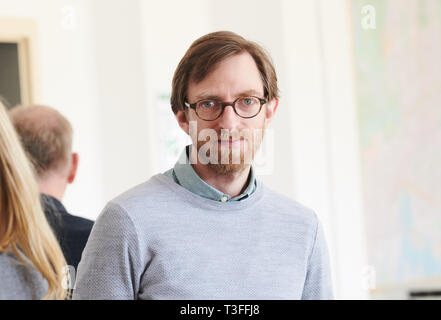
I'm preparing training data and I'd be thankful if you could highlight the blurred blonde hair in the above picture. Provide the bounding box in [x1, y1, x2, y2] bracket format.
[0, 102, 67, 300]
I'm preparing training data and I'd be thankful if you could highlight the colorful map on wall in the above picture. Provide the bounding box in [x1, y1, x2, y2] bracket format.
[352, 0, 441, 290]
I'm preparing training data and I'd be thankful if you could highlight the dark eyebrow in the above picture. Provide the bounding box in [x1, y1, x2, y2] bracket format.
[236, 90, 263, 97]
[194, 90, 264, 101]
[194, 93, 222, 101]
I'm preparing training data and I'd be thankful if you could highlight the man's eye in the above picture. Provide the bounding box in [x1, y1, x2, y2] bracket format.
[201, 101, 215, 108]
[242, 98, 255, 105]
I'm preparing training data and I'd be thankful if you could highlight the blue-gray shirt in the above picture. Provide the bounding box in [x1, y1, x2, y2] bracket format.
[163, 145, 256, 202]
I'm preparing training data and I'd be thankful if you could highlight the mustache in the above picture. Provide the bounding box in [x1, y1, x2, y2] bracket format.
[193, 127, 264, 146]
[213, 130, 253, 141]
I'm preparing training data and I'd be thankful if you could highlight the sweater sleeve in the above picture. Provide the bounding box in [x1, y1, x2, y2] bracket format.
[72, 202, 142, 300]
[301, 218, 334, 300]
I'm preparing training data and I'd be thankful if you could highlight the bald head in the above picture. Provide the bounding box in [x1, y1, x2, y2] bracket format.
[9, 105, 73, 180]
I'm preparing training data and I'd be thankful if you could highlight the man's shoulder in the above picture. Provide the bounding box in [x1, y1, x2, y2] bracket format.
[104, 173, 175, 216]
[41, 194, 94, 233]
[259, 181, 319, 226]
[62, 213, 94, 232]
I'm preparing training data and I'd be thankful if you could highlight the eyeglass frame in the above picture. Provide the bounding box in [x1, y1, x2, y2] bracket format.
[184, 96, 268, 121]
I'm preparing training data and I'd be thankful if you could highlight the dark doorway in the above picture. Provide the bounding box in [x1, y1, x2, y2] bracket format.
[0, 42, 22, 109]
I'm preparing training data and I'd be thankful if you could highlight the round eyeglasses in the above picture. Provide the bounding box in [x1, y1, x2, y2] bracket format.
[184, 96, 267, 121]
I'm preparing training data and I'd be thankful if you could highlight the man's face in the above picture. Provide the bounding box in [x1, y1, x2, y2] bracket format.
[177, 51, 278, 175]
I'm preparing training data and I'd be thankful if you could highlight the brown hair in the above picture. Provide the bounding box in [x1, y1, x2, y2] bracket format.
[171, 31, 279, 114]
[9, 105, 73, 178]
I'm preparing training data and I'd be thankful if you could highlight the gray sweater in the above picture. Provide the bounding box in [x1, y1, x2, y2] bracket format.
[73, 173, 333, 300]
[0, 252, 48, 300]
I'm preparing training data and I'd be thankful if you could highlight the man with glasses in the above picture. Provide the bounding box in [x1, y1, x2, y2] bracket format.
[73, 31, 334, 300]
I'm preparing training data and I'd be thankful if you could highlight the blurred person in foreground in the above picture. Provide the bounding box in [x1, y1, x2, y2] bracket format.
[9, 105, 94, 273]
[0, 102, 67, 299]
[74, 31, 333, 300]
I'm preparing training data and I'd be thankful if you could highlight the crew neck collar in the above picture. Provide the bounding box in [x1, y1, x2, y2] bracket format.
[153, 173, 265, 212]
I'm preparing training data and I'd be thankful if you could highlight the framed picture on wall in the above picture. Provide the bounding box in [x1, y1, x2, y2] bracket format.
[0, 17, 39, 109]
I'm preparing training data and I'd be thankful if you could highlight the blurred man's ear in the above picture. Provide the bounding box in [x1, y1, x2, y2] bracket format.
[264, 98, 279, 129]
[67, 153, 79, 184]
[175, 109, 190, 135]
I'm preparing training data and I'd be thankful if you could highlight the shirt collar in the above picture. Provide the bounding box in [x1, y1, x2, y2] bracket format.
[172, 145, 256, 202]
[40, 193, 68, 214]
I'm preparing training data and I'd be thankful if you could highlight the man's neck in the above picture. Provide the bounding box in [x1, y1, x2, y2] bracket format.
[191, 160, 251, 198]
[38, 175, 66, 202]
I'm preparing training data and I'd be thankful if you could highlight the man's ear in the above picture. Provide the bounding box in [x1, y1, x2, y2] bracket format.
[175, 109, 190, 135]
[67, 153, 79, 184]
[264, 98, 279, 129]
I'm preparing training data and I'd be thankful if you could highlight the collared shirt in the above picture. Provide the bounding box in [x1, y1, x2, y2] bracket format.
[163, 145, 256, 202]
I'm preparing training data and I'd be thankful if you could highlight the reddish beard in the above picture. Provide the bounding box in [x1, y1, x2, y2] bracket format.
[194, 129, 264, 175]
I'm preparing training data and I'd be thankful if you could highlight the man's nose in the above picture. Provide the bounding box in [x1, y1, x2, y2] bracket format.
[217, 105, 240, 130]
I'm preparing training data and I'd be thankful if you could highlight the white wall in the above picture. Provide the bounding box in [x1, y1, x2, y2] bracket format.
[0, 0, 159, 217]
[281, 0, 368, 299]
[0, 0, 105, 218]
[318, 0, 368, 299]
[90, 0, 153, 201]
